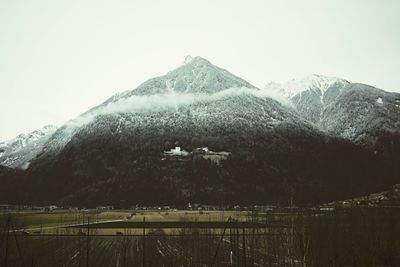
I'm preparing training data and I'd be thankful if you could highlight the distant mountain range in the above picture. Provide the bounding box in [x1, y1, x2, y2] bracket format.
[265, 75, 400, 144]
[0, 125, 57, 169]
[1, 56, 399, 206]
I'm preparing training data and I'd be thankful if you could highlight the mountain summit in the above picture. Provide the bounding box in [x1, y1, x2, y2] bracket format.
[184, 55, 194, 64]
[265, 74, 349, 99]
[264, 75, 349, 123]
[106, 56, 256, 102]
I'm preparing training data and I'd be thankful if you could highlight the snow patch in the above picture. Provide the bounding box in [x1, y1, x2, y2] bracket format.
[376, 97, 383, 104]
[20, 161, 30, 170]
[165, 80, 174, 93]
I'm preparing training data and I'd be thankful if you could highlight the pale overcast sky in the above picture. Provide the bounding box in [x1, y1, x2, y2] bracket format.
[1, 0, 399, 140]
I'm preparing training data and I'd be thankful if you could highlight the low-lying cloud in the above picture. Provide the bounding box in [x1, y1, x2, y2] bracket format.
[99, 87, 292, 115]
[64, 86, 292, 132]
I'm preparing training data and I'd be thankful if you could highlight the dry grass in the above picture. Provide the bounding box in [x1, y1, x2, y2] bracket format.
[0, 210, 250, 234]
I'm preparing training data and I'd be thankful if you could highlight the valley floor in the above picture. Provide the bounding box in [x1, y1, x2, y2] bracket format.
[1, 207, 400, 266]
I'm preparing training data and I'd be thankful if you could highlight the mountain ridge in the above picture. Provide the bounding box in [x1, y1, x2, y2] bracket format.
[0, 125, 57, 169]
[264, 75, 400, 144]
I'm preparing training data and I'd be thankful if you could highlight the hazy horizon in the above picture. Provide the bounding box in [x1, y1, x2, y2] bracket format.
[1, 0, 399, 140]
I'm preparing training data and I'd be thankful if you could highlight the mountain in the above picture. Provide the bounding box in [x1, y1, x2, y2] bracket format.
[0, 125, 57, 169]
[12, 56, 332, 205]
[0, 57, 399, 206]
[265, 75, 400, 145]
[38, 56, 259, 158]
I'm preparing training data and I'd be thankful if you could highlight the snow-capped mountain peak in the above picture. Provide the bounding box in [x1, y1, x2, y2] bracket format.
[263, 74, 350, 123]
[1, 125, 57, 149]
[265, 74, 349, 98]
[105, 56, 256, 99]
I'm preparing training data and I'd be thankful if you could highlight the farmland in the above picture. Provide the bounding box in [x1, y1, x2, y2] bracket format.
[0, 210, 247, 234]
[1, 207, 400, 266]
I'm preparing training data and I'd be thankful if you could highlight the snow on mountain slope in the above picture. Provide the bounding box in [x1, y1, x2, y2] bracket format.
[39, 86, 312, 160]
[74, 93, 314, 147]
[265, 74, 349, 99]
[0, 125, 57, 169]
[320, 83, 400, 144]
[264, 75, 400, 144]
[103, 56, 257, 102]
[38, 56, 280, 158]
[264, 74, 349, 123]
[264, 75, 400, 147]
